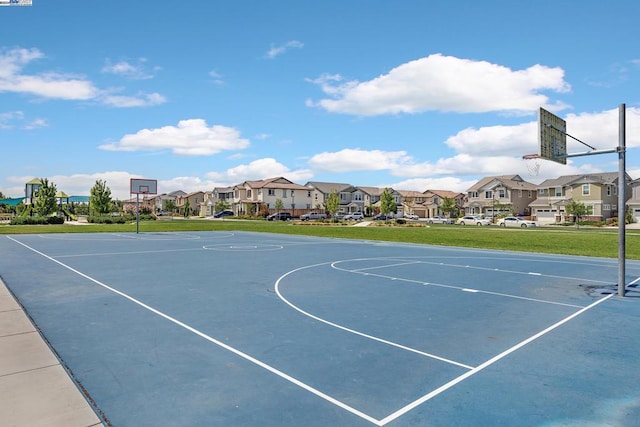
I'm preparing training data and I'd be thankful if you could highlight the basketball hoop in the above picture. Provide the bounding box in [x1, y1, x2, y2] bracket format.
[522, 153, 541, 177]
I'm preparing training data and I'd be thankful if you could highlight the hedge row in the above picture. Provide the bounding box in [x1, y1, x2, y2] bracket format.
[10, 216, 65, 225]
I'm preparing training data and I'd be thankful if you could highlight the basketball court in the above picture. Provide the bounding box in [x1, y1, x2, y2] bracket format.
[1, 231, 639, 426]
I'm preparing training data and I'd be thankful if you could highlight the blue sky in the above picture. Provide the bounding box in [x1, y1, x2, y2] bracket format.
[1, 0, 639, 199]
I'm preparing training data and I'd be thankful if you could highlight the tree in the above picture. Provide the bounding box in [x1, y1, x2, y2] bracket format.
[274, 199, 284, 212]
[33, 178, 57, 217]
[164, 199, 177, 214]
[440, 197, 457, 218]
[380, 188, 396, 216]
[89, 179, 113, 216]
[325, 190, 340, 219]
[565, 199, 590, 228]
[214, 199, 231, 213]
[183, 199, 191, 217]
[0, 190, 5, 199]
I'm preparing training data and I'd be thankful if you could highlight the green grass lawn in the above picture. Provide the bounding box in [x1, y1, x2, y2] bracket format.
[1, 219, 639, 260]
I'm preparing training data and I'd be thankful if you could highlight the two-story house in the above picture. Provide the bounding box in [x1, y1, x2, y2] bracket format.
[176, 191, 204, 216]
[304, 181, 352, 212]
[234, 177, 312, 217]
[422, 189, 466, 219]
[463, 175, 537, 219]
[531, 173, 632, 224]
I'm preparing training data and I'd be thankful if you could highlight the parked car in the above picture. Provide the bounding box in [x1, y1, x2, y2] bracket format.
[373, 213, 393, 221]
[332, 212, 346, 220]
[497, 216, 537, 228]
[267, 212, 292, 221]
[404, 213, 419, 220]
[213, 210, 234, 218]
[456, 215, 491, 226]
[427, 216, 454, 224]
[343, 212, 364, 221]
[299, 212, 327, 221]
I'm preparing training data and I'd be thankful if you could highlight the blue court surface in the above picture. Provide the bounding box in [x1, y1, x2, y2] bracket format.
[1, 231, 639, 426]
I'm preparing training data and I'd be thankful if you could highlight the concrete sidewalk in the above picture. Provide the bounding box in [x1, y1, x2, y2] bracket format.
[0, 278, 103, 427]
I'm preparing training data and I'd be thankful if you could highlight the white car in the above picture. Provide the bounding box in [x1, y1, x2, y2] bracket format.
[344, 212, 364, 221]
[403, 213, 419, 220]
[497, 216, 537, 228]
[456, 215, 491, 226]
[427, 216, 454, 224]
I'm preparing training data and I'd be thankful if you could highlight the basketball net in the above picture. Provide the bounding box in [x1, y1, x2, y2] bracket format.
[522, 154, 541, 177]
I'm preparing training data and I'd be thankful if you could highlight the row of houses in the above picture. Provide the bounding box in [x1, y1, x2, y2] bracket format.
[144, 172, 640, 224]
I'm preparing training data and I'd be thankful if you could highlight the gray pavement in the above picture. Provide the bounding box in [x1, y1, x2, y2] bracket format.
[0, 278, 102, 427]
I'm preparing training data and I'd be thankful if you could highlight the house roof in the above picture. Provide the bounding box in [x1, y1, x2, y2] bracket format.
[304, 181, 352, 193]
[423, 189, 465, 199]
[242, 176, 309, 190]
[466, 175, 537, 192]
[537, 172, 626, 188]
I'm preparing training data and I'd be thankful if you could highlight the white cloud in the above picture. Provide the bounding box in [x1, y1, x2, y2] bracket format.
[388, 176, 478, 193]
[308, 53, 571, 116]
[205, 158, 313, 184]
[0, 47, 99, 100]
[0, 47, 165, 107]
[102, 58, 159, 80]
[101, 92, 166, 108]
[308, 148, 413, 172]
[265, 40, 304, 59]
[445, 107, 640, 160]
[99, 119, 250, 156]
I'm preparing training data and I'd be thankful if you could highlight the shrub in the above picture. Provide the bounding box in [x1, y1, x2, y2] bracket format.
[10, 215, 65, 225]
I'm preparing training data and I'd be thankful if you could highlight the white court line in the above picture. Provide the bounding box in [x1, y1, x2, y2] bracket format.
[378, 293, 616, 425]
[331, 260, 584, 309]
[275, 262, 474, 370]
[6, 237, 381, 426]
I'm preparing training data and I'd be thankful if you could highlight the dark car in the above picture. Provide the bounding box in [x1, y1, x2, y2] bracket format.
[373, 213, 393, 221]
[213, 210, 234, 218]
[267, 212, 292, 221]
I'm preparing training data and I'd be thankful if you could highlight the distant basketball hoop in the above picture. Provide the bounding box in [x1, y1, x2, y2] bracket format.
[130, 178, 158, 234]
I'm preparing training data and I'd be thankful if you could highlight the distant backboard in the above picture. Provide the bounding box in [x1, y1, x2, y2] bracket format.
[538, 107, 567, 164]
[130, 178, 158, 195]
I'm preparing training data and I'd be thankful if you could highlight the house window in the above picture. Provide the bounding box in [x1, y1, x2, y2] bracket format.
[606, 186, 612, 196]
[353, 193, 362, 201]
[470, 192, 478, 198]
[519, 189, 523, 198]
[582, 184, 590, 196]
[613, 185, 617, 196]
[484, 191, 493, 199]
[603, 204, 611, 211]
[528, 191, 532, 198]
[314, 193, 318, 200]
[307, 191, 311, 197]
[268, 189, 275, 196]
[498, 189, 506, 198]
[555, 187, 562, 197]
[283, 189, 287, 198]
[247, 189, 252, 198]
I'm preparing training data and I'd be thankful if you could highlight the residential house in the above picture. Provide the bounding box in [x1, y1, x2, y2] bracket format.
[201, 186, 234, 216]
[304, 181, 352, 212]
[531, 172, 632, 224]
[463, 175, 537, 219]
[627, 178, 640, 223]
[422, 189, 466, 219]
[397, 190, 427, 218]
[176, 191, 205, 216]
[233, 177, 312, 217]
[148, 191, 183, 214]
